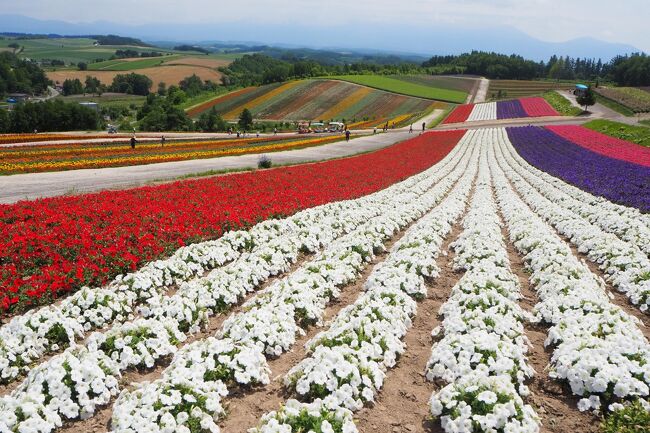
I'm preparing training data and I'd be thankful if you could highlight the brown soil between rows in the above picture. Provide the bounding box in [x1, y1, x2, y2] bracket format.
[219, 218, 422, 432]
[55, 254, 311, 433]
[354, 217, 466, 433]
[501, 223, 603, 433]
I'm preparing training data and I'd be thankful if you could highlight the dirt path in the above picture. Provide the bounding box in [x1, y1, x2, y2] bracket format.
[0, 132, 408, 204]
[472, 78, 490, 103]
[354, 220, 465, 433]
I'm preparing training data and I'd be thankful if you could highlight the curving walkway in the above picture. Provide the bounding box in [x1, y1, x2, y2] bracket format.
[0, 131, 413, 203]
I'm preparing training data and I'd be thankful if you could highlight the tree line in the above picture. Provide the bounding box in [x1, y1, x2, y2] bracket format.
[0, 99, 100, 133]
[422, 51, 650, 85]
[0, 52, 49, 97]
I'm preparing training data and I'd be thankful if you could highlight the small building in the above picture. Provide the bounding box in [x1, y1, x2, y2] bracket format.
[6, 93, 30, 103]
[574, 84, 589, 96]
[79, 102, 99, 112]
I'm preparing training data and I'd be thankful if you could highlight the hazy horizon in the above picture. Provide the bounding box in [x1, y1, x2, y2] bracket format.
[0, 0, 648, 54]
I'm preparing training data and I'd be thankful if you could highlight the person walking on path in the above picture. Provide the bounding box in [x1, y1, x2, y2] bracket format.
[345, 129, 351, 142]
[373, 127, 377, 134]
[130, 135, 137, 150]
[161, 135, 166, 147]
[422, 122, 426, 132]
[409, 124, 413, 133]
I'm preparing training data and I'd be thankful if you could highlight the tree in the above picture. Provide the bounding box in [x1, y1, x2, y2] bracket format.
[238, 108, 253, 131]
[198, 107, 227, 132]
[8, 42, 20, 53]
[84, 76, 102, 95]
[78, 62, 88, 71]
[0, 108, 9, 133]
[62, 78, 84, 96]
[109, 73, 152, 96]
[576, 86, 596, 111]
[166, 85, 186, 104]
[157, 82, 167, 96]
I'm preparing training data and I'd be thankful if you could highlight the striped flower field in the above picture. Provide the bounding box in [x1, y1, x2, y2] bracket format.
[1, 126, 648, 433]
[442, 97, 559, 124]
[187, 79, 439, 122]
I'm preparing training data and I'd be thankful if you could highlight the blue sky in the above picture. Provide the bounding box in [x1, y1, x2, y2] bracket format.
[1, 0, 648, 52]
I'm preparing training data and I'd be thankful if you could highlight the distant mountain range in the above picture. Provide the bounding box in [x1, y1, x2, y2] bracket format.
[0, 14, 642, 62]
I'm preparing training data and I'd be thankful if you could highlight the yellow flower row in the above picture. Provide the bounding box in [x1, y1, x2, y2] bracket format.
[317, 87, 372, 121]
[0, 137, 282, 158]
[0, 135, 341, 174]
[223, 81, 302, 120]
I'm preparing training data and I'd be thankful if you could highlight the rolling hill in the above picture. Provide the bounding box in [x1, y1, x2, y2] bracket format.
[187, 79, 444, 124]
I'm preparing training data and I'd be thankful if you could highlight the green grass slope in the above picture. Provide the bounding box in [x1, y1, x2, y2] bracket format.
[330, 75, 467, 103]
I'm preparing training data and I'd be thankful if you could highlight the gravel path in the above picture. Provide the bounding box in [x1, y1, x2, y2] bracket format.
[0, 131, 411, 203]
[472, 77, 490, 103]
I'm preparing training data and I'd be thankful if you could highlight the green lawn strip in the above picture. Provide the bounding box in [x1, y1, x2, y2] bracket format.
[639, 120, 650, 127]
[594, 94, 635, 117]
[180, 89, 231, 110]
[583, 119, 650, 148]
[389, 75, 476, 93]
[542, 91, 582, 116]
[331, 75, 467, 103]
[429, 106, 453, 128]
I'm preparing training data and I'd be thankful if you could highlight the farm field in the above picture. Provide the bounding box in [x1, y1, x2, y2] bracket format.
[487, 79, 574, 100]
[594, 86, 650, 113]
[0, 37, 180, 64]
[86, 54, 233, 71]
[0, 134, 351, 174]
[388, 74, 479, 94]
[331, 74, 468, 103]
[187, 79, 440, 123]
[442, 97, 559, 124]
[47, 64, 223, 88]
[0, 125, 649, 433]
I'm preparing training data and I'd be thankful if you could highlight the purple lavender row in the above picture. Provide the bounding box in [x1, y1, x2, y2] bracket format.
[497, 99, 527, 119]
[506, 126, 650, 212]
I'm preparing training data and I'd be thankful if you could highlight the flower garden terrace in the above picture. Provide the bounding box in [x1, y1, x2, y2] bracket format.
[0, 134, 355, 175]
[0, 123, 648, 433]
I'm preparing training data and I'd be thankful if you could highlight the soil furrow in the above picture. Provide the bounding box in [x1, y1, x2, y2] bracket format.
[498, 221, 602, 433]
[354, 219, 466, 433]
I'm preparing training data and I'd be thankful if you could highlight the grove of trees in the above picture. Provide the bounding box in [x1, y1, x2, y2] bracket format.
[0, 100, 100, 132]
[0, 52, 49, 97]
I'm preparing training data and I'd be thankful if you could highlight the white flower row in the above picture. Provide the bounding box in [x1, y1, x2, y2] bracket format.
[488, 128, 650, 413]
[426, 136, 540, 433]
[248, 398, 358, 433]
[0, 138, 470, 387]
[279, 141, 477, 411]
[467, 102, 497, 122]
[0, 142, 472, 433]
[501, 139, 650, 258]
[494, 130, 650, 313]
[109, 139, 478, 433]
[250, 136, 480, 433]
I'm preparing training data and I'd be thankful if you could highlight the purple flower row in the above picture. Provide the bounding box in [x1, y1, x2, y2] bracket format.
[497, 100, 527, 119]
[507, 126, 650, 212]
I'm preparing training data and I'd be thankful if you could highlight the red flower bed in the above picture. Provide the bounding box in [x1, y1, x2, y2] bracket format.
[0, 130, 464, 313]
[546, 125, 650, 167]
[519, 97, 559, 117]
[442, 104, 474, 124]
